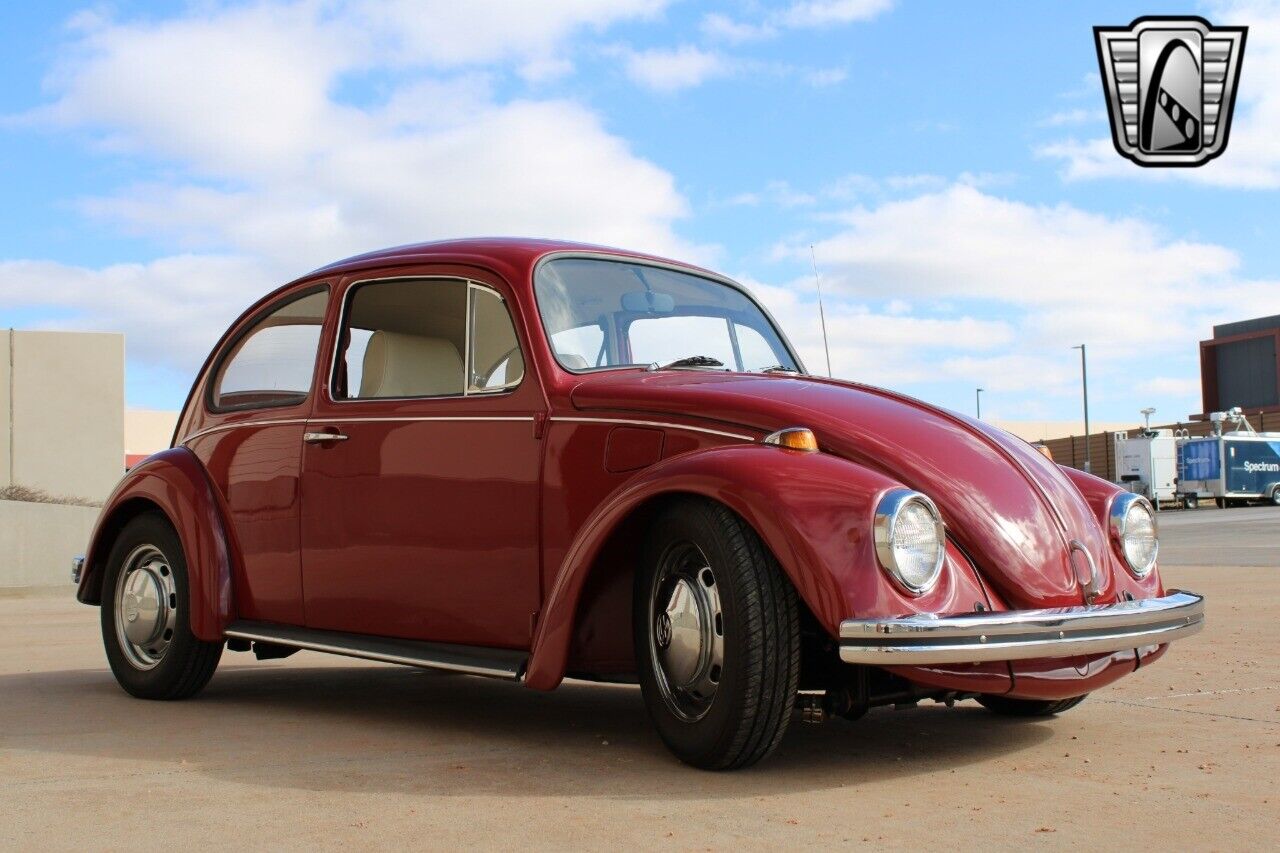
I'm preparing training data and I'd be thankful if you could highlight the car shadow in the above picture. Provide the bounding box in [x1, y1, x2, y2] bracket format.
[2, 657, 1055, 798]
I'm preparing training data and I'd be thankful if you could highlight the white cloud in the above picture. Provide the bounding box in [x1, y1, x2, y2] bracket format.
[0, 255, 276, 372]
[1137, 376, 1202, 398]
[702, 0, 894, 42]
[805, 67, 848, 86]
[1040, 0, 1280, 188]
[3, 1, 699, 384]
[350, 0, 669, 67]
[776, 183, 1279, 402]
[616, 45, 734, 92]
[736, 276, 1014, 388]
[776, 0, 897, 28]
[1037, 108, 1106, 127]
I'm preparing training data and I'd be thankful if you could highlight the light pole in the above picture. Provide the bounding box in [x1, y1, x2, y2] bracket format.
[976, 387, 984, 419]
[1141, 406, 1156, 431]
[1072, 344, 1091, 473]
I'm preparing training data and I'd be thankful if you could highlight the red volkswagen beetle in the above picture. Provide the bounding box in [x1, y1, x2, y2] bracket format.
[74, 238, 1204, 769]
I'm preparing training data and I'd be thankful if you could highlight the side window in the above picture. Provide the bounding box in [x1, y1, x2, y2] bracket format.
[468, 285, 524, 392]
[211, 288, 328, 411]
[335, 278, 523, 400]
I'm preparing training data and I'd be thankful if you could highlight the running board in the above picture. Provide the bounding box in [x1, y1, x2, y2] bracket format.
[224, 621, 527, 681]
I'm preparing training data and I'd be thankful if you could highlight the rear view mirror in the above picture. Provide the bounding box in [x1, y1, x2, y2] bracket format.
[621, 290, 676, 314]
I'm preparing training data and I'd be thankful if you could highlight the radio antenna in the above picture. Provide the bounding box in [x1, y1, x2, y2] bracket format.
[810, 244, 833, 377]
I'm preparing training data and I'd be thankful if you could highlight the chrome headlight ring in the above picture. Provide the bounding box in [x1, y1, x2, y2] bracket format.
[1109, 492, 1159, 578]
[873, 489, 946, 596]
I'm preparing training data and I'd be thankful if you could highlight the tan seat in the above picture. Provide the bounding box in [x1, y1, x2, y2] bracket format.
[359, 331, 463, 398]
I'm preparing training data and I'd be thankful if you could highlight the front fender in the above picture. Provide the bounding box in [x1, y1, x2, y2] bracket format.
[77, 447, 233, 641]
[524, 444, 991, 690]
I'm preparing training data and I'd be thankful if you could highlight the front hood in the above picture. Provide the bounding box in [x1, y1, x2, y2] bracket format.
[571, 370, 1113, 609]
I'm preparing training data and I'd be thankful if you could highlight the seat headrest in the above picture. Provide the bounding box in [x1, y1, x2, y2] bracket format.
[359, 331, 463, 398]
[559, 353, 589, 370]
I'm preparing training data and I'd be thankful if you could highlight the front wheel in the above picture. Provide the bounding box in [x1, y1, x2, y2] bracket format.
[635, 498, 800, 770]
[1270, 487, 1280, 507]
[976, 694, 1087, 716]
[100, 513, 223, 699]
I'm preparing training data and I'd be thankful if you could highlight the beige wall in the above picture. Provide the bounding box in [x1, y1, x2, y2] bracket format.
[2, 330, 124, 502]
[989, 419, 1135, 443]
[125, 408, 178, 457]
[0, 500, 98, 587]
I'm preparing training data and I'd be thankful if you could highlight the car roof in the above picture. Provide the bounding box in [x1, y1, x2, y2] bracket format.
[302, 237, 711, 283]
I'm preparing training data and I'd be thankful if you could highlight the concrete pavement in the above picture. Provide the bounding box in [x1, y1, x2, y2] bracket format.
[1, 554, 1275, 849]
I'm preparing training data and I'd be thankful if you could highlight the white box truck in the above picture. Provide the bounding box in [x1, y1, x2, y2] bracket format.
[1113, 429, 1179, 506]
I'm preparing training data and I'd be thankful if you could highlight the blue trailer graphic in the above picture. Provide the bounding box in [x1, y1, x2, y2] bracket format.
[1178, 436, 1280, 499]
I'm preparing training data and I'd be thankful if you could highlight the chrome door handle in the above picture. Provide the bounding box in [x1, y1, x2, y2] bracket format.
[303, 431, 348, 444]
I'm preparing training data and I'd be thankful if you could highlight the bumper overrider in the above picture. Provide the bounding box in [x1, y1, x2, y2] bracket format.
[839, 590, 1204, 665]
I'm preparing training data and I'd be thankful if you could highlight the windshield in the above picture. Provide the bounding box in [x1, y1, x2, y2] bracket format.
[534, 257, 800, 373]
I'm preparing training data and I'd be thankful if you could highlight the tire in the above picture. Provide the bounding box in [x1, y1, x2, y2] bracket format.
[1270, 488, 1280, 507]
[976, 694, 1087, 717]
[100, 512, 223, 700]
[634, 498, 800, 770]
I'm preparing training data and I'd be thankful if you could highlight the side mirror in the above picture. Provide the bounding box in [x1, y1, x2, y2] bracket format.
[621, 290, 676, 314]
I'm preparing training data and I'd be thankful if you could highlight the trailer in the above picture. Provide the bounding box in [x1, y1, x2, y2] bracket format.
[1176, 409, 1280, 507]
[1113, 429, 1179, 506]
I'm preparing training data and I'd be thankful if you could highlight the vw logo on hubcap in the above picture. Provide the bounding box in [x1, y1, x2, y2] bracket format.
[655, 612, 673, 649]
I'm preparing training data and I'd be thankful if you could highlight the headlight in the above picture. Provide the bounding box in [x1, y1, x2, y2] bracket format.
[1110, 493, 1158, 578]
[873, 489, 945, 595]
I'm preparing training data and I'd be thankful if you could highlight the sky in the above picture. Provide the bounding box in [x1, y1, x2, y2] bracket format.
[1, 0, 1277, 424]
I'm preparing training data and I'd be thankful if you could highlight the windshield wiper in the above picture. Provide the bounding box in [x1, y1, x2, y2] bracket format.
[654, 355, 725, 370]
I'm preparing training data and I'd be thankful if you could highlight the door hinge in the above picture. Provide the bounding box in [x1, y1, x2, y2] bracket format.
[533, 412, 547, 439]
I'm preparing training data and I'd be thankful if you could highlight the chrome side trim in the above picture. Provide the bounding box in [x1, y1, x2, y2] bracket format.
[309, 416, 534, 425]
[838, 590, 1204, 665]
[549, 416, 755, 442]
[181, 418, 310, 445]
[224, 621, 526, 681]
[182, 415, 535, 444]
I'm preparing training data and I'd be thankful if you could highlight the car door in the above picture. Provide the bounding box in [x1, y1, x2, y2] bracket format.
[183, 285, 331, 626]
[299, 270, 544, 649]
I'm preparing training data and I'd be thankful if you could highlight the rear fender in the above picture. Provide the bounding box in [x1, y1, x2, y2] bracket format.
[76, 447, 233, 641]
[524, 444, 989, 690]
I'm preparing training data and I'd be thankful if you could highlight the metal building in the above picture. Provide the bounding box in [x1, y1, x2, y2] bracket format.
[1199, 314, 1280, 417]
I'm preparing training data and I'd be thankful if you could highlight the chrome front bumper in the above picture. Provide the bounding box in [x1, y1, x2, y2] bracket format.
[839, 590, 1204, 665]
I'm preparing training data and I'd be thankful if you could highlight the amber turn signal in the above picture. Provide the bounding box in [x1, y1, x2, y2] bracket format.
[762, 427, 818, 452]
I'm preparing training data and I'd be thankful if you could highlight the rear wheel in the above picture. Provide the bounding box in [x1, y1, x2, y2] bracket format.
[1270, 487, 1280, 507]
[101, 513, 223, 699]
[976, 694, 1087, 717]
[635, 498, 800, 770]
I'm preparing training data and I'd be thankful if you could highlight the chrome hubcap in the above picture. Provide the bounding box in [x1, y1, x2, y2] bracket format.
[649, 543, 724, 722]
[114, 545, 177, 670]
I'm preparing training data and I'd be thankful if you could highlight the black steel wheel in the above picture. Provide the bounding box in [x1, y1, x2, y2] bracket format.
[635, 498, 800, 770]
[101, 512, 223, 700]
[976, 694, 1087, 717]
